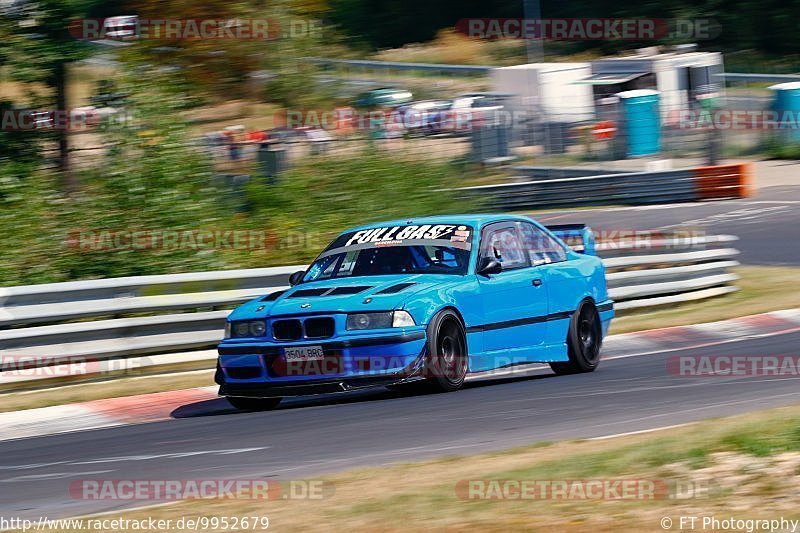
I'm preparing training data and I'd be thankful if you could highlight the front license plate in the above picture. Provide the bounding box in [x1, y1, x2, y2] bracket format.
[283, 346, 325, 362]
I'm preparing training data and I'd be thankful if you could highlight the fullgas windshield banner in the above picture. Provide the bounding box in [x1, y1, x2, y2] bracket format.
[320, 224, 474, 257]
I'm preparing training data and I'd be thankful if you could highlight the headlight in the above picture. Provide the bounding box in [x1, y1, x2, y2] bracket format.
[249, 321, 266, 337]
[227, 320, 267, 338]
[346, 311, 416, 330]
[392, 310, 415, 327]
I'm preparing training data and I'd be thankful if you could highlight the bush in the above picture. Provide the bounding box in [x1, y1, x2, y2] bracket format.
[0, 145, 471, 285]
[240, 149, 474, 266]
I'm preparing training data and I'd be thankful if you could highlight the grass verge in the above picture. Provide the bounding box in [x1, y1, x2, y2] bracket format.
[74, 404, 800, 532]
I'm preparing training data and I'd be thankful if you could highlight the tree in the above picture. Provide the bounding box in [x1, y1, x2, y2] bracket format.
[0, 0, 108, 189]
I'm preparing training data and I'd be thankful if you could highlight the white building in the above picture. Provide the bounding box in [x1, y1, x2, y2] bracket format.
[582, 50, 725, 115]
[490, 62, 595, 121]
[490, 49, 725, 122]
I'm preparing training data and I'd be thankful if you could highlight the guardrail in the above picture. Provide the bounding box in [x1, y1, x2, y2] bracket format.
[717, 73, 800, 83]
[0, 235, 739, 389]
[510, 167, 630, 181]
[599, 234, 740, 310]
[459, 163, 754, 209]
[308, 57, 494, 75]
[309, 61, 784, 84]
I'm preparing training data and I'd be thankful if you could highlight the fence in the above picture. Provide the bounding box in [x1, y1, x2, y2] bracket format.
[308, 57, 494, 76]
[457, 163, 753, 209]
[0, 234, 739, 390]
[202, 97, 762, 179]
[190, 62, 800, 178]
[69, 65, 795, 177]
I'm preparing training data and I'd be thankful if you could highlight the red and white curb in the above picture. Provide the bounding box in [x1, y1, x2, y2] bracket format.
[1, 387, 218, 442]
[1, 308, 799, 443]
[601, 308, 800, 359]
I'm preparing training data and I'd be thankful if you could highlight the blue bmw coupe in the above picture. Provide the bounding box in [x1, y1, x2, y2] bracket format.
[216, 214, 613, 410]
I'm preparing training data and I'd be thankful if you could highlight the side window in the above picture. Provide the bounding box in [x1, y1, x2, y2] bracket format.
[519, 222, 568, 265]
[480, 225, 529, 270]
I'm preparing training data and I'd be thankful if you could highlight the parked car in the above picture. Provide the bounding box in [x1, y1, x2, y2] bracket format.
[354, 88, 413, 109]
[396, 99, 453, 135]
[444, 92, 513, 133]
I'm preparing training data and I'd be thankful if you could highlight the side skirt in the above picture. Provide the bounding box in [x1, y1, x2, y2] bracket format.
[467, 342, 569, 372]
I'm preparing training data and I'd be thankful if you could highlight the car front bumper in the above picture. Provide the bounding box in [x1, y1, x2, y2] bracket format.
[216, 330, 427, 398]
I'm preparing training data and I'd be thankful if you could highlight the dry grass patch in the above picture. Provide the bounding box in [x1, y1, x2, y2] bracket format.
[74, 405, 800, 532]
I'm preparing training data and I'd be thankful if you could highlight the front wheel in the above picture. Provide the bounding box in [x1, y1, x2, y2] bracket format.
[424, 310, 468, 392]
[550, 300, 602, 375]
[227, 396, 282, 411]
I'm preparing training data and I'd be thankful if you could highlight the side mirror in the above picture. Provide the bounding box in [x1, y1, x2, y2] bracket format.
[477, 257, 502, 277]
[288, 271, 305, 286]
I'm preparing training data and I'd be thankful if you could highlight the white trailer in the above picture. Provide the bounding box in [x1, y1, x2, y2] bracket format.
[490, 62, 595, 122]
[585, 51, 725, 116]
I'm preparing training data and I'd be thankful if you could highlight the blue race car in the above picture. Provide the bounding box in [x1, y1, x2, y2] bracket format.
[216, 214, 613, 410]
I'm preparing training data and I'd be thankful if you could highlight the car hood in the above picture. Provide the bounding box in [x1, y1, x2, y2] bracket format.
[228, 274, 460, 320]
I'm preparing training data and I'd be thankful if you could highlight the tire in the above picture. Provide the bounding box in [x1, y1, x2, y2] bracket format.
[227, 396, 282, 411]
[424, 309, 468, 392]
[550, 299, 602, 375]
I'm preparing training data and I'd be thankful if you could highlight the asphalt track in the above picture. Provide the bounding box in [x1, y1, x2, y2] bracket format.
[534, 185, 800, 265]
[1, 329, 799, 519]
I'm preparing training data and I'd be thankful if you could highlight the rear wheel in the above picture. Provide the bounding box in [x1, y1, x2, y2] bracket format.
[227, 396, 282, 411]
[424, 310, 468, 392]
[550, 300, 602, 375]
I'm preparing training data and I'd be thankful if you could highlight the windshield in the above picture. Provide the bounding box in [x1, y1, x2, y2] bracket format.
[304, 224, 473, 281]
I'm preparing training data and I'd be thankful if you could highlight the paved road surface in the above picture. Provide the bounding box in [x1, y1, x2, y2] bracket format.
[534, 185, 800, 265]
[1, 330, 798, 519]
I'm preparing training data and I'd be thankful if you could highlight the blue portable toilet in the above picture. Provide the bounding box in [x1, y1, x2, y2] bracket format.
[616, 89, 661, 157]
[768, 82, 800, 143]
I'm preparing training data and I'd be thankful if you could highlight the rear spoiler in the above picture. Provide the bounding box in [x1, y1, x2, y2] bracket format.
[545, 224, 596, 255]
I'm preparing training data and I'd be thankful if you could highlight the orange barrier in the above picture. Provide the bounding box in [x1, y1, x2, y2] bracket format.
[692, 163, 755, 200]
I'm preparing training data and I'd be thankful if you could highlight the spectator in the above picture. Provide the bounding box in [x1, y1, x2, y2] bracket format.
[224, 125, 245, 160]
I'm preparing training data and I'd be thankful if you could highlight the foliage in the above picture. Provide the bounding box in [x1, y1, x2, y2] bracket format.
[763, 136, 800, 160]
[0, 0, 102, 169]
[328, 0, 521, 50]
[0, 0, 96, 83]
[327, 0, 800, 57]
[245, 148, 470, 251]
[0, 77, 470, 285]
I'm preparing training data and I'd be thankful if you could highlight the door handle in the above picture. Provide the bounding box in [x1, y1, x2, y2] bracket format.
[532, 278, 543, 287]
